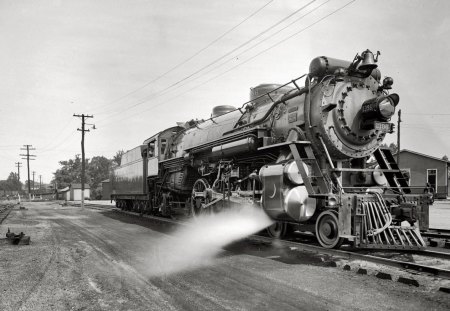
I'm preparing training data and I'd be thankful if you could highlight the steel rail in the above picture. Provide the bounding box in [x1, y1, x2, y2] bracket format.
[249, 235, 450, 279]
[421, 232, 450, 239]
[422, 228, 450, 240]
[428, 228, 450, 233]
[415, 249, 450, 260]
[0, 204, 14, 225]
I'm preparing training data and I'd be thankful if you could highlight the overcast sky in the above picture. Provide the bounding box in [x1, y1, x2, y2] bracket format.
[1, 0, 449, 185]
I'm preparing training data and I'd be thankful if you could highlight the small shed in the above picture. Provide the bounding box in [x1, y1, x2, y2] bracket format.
[101, 179, 111, 200]
[397, 149, 450, 199]
[70, 183, 91, 201]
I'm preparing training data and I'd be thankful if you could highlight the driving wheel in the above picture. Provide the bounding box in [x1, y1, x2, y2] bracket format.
[191, 178, 212, 216]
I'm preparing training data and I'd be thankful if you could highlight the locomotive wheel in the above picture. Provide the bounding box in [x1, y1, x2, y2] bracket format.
[191, 178, 212, 217]
[266, 222, 295, 239]
[315, 210, 344, 249]
[132, 200, 139, 212]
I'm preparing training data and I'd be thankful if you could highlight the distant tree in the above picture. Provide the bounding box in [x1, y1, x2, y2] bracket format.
[444, 155, 450, 177]
[53, 155, 83, 189]
[87, 156, 112, 199]
[52, 154, 113, 199]
[0, 172, 23, 195]
[112, 150, 124, 167]
[379, 142, 398, 154]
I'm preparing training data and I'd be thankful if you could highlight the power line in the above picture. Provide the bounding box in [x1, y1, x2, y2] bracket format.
[106, 0, 329, 121]
[96, 0, 320, 122]
[39, 130, 79, 154]
[38, 117, 77, 151]
[98, 0, 356, 127]
[90, 0, 275, 115]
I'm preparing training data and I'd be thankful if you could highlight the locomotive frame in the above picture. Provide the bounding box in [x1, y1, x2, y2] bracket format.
[111, 49, 431, 250]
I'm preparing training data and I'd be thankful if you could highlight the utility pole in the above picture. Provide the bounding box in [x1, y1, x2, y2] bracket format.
[20, 145, 36, 200]
[397, 109, 401, 165]
[15, 162, 22, 181]
[32, 171, 36, 196]
[74, 113, 94, 209]
[39, 175, 42, 190]
[15, 162, 22, 195]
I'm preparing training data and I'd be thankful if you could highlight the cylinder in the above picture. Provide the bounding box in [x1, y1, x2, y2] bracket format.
[283, 160, 309, 185]
[284, 186, 317, 222]
[309, 56, 351, 78]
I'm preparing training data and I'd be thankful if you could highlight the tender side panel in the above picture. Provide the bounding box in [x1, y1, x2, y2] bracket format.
[112, 146, 146, 195]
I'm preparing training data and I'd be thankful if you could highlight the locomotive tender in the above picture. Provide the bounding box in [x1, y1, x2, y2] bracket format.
[111, 49, 431, 249]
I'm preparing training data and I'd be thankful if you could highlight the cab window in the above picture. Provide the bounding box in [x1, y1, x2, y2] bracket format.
[160, 139, 167, 160]
[148, 141, 155, 158]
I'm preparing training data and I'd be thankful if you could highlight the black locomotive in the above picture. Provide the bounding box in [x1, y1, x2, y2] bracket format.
[111, 49, 431, 249]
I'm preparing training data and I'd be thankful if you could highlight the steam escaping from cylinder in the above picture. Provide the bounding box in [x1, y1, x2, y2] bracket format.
[141, 205, 273, 277]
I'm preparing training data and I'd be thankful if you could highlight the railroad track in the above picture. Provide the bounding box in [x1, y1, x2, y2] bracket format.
[0, 203, 15, 225]
[73, 202, 450, 280]
[422, 228, 450, 240]
[67, 202, 115, 211]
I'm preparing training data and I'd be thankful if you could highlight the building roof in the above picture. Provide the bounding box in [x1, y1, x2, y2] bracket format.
[398, 149, 450, 164]
[70, 183, 91, 189]
[57, 186, 70, 193]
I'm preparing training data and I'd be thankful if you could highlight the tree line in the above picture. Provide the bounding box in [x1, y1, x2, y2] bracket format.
[0, 172, 22, 195]
[52, 150, 124, 199]
[0, 150, 124, 199]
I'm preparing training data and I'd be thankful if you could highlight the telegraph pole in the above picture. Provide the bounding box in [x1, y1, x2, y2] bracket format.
[15, 162, 22, 195]
[397, 109, 401, 165]
[15, 162, 22, 181]
[39, 175, 42, 190]
[32, 171, 36, 195]
[20, 145, 36, 200]
[73, 113, 94, 209]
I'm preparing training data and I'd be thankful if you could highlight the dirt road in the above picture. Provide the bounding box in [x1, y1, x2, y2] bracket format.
[0, 202, 448, 311]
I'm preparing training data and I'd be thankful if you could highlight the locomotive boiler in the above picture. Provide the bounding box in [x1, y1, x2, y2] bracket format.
[111, 49, 431, 249]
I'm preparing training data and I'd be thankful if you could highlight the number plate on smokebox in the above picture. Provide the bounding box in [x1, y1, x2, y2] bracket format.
[374, 121, 393, 133]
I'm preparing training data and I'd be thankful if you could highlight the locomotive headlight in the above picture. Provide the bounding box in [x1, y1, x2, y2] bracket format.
[361, 93, 400, 121]
[378, 98, 395, 119]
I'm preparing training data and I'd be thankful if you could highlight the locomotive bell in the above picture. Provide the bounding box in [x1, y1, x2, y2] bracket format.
[358, 50, 378, 71]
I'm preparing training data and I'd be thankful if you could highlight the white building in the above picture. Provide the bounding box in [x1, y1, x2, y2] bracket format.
[69, 183, 90, 201]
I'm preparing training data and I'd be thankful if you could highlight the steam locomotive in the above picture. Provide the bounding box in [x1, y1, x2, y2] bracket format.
[111, 49, 431, 249]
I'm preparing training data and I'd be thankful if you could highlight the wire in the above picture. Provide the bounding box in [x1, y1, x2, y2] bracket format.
[98, 0, 356, 128]
[115, 0, 330, 114]
[39, 130, 79, 154]
[90, 0, 275, 115]
[95, 0, 320, 122]
[38, 117, 76, 151]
